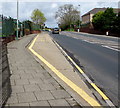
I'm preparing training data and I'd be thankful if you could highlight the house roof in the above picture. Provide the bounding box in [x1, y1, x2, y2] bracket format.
[82, 8, 120, 17]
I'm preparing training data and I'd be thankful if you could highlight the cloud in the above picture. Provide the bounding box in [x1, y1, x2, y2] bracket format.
[2, 2, 17, 18]
[1, 1, 119, 28]
[97, 1, 119, 8]
[0, 0, 120, 2]
[51, 3, 58, 8]
[0, 4, 2, 14]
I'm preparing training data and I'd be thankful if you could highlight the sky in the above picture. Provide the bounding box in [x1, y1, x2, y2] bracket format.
[0, 0, 119, 28]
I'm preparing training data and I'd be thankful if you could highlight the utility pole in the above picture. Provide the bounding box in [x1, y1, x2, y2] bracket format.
[16, 0, 19, 40]
[78, 5, 80, 32]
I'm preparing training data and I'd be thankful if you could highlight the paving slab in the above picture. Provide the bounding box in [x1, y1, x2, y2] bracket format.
[10, 74, 21, 80]
[50, 90, 71, 99]
[34, 91, 54, 101]
[6, 34, 80, 107]
[10, 79, 15, 86]
[17, 92, 37, 103]
[65, 98, 80, 107]
[23, 84, 40, 92]
[9, 103, 29, 107]
[38, 83, 56, 90]
[28, 78, 43, 85]
[48, 99, 70, 107]
[6, 93, 18, 104]
[19, 73, 33, 79]
[29, 101, 50, 106]
[15, 79, 29, 85]
[6, 33, 100, 107]
[11, 85, 24, 93]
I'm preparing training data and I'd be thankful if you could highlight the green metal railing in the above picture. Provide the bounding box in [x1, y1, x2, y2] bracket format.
[31, 23, 40, 31]
[2, 15, 15, 37]
[0, 15, 41, 39]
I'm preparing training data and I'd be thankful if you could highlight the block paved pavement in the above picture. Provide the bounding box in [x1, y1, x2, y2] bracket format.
[5, 34, 81, 108]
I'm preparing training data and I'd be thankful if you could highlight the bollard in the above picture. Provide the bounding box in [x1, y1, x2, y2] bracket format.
[106, 31, 109, 36]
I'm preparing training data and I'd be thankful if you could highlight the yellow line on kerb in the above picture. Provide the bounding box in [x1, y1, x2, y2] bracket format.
[67, 51, 109, 100]
[28, 34, 101, 107]
[91, 83, 108, 100]
[67, 56, 84, 74]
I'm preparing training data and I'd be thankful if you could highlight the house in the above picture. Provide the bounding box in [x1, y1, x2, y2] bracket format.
[81, 8, 120, 28]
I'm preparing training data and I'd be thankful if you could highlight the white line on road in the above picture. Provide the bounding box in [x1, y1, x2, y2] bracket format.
[73, 37, 79, 39]
[82, 40, 119, 52]
[82, 40, 96, 44]
[102, 45, 120, 52]
[61, 32, 119, 52]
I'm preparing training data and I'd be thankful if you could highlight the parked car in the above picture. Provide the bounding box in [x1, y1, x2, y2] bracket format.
[52, 28, 59, 34]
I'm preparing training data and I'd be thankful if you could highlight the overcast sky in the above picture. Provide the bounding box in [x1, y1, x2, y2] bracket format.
[1, 0, 119, 28]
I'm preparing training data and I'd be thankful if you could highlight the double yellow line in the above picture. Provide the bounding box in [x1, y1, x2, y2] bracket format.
[28, 34, 101, 107]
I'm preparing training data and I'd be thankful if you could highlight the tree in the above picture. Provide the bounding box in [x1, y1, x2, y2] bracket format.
[92, 8, 116, 32]
[55, 4, 80, 30]
[31, 9, 46, 25]
[92, 11, 104, 30]
[102, 8, 116, 31]
[112, 12, 120, 34]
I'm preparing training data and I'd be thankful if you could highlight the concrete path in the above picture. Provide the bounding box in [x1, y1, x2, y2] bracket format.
[30, 32, 101, 106]
[5, 34, 80, 107]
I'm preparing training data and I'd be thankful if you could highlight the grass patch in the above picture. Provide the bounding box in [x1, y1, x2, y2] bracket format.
[0, 34, 7, 37]
[65, 28, 74, 31]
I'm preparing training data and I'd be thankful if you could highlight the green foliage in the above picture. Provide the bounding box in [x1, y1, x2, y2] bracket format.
[92, 8, 118, 33]
[66, 28, 74, 31]
[111, 12, 120, 33]
[92, 11, 104, 30]
[102, 8, 116, 31]
[31, 9, 46, 25]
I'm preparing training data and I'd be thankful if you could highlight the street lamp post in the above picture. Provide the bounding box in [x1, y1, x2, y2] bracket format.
[16, 0, 19, 40]
[78, 5, 80, 32]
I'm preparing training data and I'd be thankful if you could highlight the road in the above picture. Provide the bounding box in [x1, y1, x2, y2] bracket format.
[50, 31, 118, 106]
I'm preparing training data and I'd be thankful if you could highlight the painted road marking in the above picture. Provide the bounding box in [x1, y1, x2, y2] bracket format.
[91, 83, 108, 100]
[53, 40, 115, 107]
[83, 40, 119, 52]
[28, 34, 101, 107]
[82, 40, 100, 44]
[69, 36, 119, 52]
[102, 45, 119, 52]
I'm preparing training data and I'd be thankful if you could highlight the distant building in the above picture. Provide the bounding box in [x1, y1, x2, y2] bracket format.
[81, 8, 120, 28]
